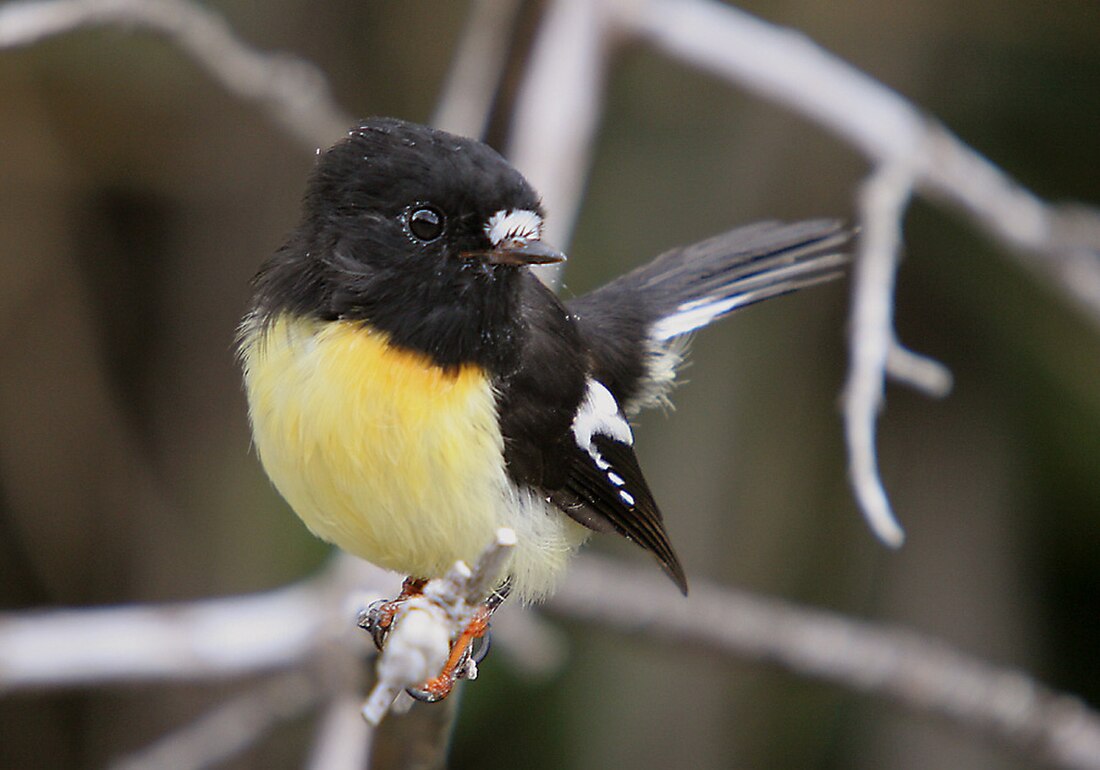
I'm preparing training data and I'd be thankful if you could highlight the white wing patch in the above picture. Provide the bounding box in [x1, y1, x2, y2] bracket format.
[572, 379, 632, 452]
[485, 208, 543, 246]
[571, 379, 638, 507]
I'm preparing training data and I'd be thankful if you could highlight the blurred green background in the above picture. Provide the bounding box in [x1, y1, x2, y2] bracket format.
[1, 1, 1098, 768]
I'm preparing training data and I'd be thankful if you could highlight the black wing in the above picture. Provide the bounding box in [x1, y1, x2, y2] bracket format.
[498, 275, 687, 593]
[550, 433, 687, 594]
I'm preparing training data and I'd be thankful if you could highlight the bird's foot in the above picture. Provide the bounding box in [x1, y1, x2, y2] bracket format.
[359, 576, 500, 701]
[405, 604, 492, 702]
[359, 547, 513, 713]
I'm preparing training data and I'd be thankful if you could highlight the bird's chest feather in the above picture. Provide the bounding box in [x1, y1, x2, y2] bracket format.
[240, 315, 505, 576]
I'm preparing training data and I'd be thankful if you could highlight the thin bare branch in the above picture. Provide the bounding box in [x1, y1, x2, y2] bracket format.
[920, 128, 1100, 321]
[547, 555, 1100, 770]
[0, 0, 351, 148]
[0, 556, 392, 691]
[360, 528, 516, 726]
[843, 162, 916, 547]
[506, 0, 609, 254]
[1, 1, 1096, 767]
[5, 547, 1099, 769]
[367, 697, 458, 770]
[431, 0, 522, 139]
[887, 341, 954, 398]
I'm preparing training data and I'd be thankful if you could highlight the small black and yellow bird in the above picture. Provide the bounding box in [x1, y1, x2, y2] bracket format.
[239, 117, 848, 606]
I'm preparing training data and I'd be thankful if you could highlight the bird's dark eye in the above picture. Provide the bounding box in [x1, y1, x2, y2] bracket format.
[407, 206, 444, 241]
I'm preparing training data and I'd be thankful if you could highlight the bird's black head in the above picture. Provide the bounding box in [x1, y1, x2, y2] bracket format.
[250, 117, 564, 371]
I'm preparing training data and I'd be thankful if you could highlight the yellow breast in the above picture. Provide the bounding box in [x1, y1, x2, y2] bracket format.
[239, 314, 506, 580]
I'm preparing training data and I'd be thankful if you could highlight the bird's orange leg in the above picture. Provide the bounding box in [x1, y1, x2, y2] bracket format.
[407, 604, 492, 703]
[407, 581, 510, 702]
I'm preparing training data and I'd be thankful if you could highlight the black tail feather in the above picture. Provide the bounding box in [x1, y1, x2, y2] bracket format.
[568, 219, 851, 410]
[629, 219, 850, 327]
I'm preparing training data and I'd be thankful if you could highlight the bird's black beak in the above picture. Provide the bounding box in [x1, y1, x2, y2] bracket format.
[471, 238, 567, 267]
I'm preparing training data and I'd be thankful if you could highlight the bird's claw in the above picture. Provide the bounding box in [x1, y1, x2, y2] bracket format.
[358, 576, 428, 650]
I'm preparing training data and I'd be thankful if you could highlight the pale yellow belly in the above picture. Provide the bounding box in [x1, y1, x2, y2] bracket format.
[239, 314, 587, 599]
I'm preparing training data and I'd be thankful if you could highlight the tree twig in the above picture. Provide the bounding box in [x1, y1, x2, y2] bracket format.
[367, 696, 459, 770]
[886, 342, 954, 399]
[431, 0, 523, 139]
[360, 528, 516, 726]
[612, 0, 1100, 547]
[2, 1, 1098, 767]
[0, 555, 392, 691]
[506, 0, 610, 253]
[4, 547, 1099, 769]
[842, 161, 917, 546]
[308, 692, 375, 770]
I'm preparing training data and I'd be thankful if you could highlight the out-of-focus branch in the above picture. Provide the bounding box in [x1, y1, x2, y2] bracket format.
[431, 0, 522, 139]
[618, 0, 1100, 327]
[2, 0, 1097, 766]
[0, 555, 392, 691]
[547, 555, 1100, 770]
[0, 0, 351, 149]
[308, 693, 374, 770]
[507, 0, 610, 255]
[366, 695, 458, 770]
[842, 161, 917, 547]
[886, 343, 953, 399]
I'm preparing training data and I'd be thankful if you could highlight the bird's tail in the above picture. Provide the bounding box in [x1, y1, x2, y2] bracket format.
[568, 219, 850, 414]
[634, 219, 850, 341]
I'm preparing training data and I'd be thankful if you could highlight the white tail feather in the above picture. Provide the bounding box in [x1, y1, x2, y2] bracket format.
[651, 294, 752, 341]
[649, 256, 847, 342]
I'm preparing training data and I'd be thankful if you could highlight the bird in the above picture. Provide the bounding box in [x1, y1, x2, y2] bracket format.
[238, 117, 848, 692]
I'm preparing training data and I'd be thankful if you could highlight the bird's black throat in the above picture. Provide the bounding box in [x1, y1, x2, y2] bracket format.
[249, 239, 530, 375]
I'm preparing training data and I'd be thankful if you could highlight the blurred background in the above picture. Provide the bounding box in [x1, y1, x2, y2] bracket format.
[1, 1, 1099, 768]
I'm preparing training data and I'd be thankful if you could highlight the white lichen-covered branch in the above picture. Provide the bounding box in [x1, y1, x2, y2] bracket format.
[360, 528, 516, 726]
[0, 555, 388, 691]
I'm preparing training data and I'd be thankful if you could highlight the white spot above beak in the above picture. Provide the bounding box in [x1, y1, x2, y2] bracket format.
[485, 209, 543, 247]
